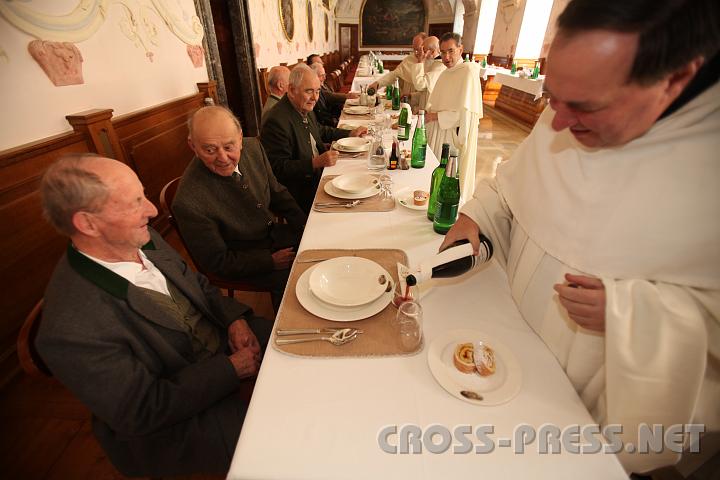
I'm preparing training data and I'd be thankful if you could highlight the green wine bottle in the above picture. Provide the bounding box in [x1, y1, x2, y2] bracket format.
[392, 79, 401, 110]
[432, 148, 460, 234]
[531, 61, 540, 79]
[410, 110, 427, 168]
[427, 143, 450, 220]
[386, 83, 393, 100]
[510, 62, 517, 74]
[397, 96, 410, 141]
[481, 58, 487, 67]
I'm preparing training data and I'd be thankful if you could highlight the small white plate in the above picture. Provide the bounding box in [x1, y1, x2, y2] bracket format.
[334, 137, 371, 152]
[296, 264, 393, 321]
[333, 173, 378, 193]
[309, 257, 387, 307]
[345, 98, 360, 106]
[395, 187, 429, 211]
[324, 179, 379, 199]
[344, 106, 371, 115]
[427, 329, 522, 406]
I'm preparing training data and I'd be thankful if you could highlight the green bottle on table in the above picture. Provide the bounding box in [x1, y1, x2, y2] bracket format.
[427, 143, 450, 220]
[410, 110, 427, 168]
[481, 58, 487, 67]
[397, 96, 411, 141]
[531, 61, 540, 79]
[392, 79, 401, 110]
[386, 83, 393, 100]
[433, 148, 460, 234]
[511, 62, 517, 74]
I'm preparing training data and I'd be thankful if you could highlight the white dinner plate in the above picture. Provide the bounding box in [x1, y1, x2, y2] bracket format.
[332, 173, 378, 193]
[427, 329, 522, 406]
[323, 179, 379, 199]
[309, 256, 388, 307]
[344, 106, 371, 115]
[296, 264, 393, 321]
[334, 137, 371, 152]
[395, 187, 430, 211]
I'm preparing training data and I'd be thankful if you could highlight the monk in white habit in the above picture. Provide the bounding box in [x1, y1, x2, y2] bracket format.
[425, 32, 483, 201]
[407, 36, 446, 111]
[441, 0, 719, 476]
[368, 32, 426, 95]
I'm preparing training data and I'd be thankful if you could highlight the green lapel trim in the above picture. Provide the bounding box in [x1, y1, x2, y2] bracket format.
[66, 239, 158, 300]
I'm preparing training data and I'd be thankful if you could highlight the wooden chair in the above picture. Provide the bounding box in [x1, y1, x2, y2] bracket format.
[160, 177, 273, 299]
[17, 299, 53, 378]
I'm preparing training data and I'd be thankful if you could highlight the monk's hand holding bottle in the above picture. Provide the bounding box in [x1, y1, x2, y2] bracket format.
[553, 273, 606, 332]
[439, 214, 481, 255]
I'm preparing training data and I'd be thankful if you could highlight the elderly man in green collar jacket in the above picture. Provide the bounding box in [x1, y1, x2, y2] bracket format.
[36, 154, 272, 477]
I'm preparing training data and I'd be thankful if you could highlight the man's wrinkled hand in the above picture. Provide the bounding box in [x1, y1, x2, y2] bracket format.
[271, 247, 296, 270]
[350, 126, 368, 137]
[228, 319, 261, 354]
[228, 348, 260, 379]
[553, 274, 606, 332]
[438, 214, 481, 254]
[312, 150, 339, 168]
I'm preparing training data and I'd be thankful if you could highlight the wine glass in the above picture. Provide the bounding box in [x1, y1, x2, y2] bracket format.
[395, 301, 423, 352]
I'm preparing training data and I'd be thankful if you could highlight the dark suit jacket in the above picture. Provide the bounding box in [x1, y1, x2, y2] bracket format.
[172, 137, 306, 279]
[36, 230, 272, 477]
[314, 89, 339, 127]
[261, 94, 350, 212]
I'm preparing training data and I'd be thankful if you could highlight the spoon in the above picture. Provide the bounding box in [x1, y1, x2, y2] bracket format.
[275, 328, 360, 346]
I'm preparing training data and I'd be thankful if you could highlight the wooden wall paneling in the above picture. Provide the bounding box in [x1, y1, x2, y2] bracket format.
[113, 91, 207, 235]
[256, 68, 269, 105]
[65, 109, 125, 162]
[0, 132, 91, 387]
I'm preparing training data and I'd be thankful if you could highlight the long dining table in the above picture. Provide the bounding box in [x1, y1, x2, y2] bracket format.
[227, 86, 628, 479]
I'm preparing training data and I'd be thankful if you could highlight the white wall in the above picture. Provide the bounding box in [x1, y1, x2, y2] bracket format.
[490, 0, 526, 57]
[0, 0, 209, 152]
[249, 0, 339, 69]
[540, 0, 570, 57]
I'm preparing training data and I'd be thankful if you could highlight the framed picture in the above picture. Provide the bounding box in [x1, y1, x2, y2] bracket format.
[279, 0, 294, 41]
[360, 0, 426, 47]
[307, 0, 313, 41]
[324, 12, 329, 41]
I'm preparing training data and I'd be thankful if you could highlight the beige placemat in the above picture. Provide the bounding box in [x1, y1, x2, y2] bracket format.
[272, 249, 423, 358]
[313, 175, 395, 213]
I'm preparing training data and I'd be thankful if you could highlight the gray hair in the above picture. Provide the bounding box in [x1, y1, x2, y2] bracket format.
[424, 36, 440, 52]
[187, 105, 242, 139]
[289, 64, 315, 89]
[41, 153, 108, 236]
[440, 32, 462, 47]
[309, 62, 325, 75]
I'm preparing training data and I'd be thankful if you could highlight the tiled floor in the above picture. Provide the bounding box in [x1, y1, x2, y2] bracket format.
[474, 104, 531, 182]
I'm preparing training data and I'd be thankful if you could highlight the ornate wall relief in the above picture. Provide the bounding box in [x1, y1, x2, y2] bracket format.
[186, 44, 204, 67]
[28, 40, 84, 86]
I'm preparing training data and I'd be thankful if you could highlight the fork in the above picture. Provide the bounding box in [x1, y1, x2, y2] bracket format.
[275, 329, 359, 346]
[276, 327, 364, 336]
[314, 200, 362, 208]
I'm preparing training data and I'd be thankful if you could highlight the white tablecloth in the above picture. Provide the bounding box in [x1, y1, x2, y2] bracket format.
[351, 73, 384, 92]
[479, 66, 512, 80]
[228, 97, 626, 480]
[495, 72, 546, 100]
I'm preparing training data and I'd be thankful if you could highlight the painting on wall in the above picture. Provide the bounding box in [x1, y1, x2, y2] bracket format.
[360, 0, 426, 47]
[279, 0, 294, 41]
[307, 0, 314, 41]
[324, 12, 329, 41]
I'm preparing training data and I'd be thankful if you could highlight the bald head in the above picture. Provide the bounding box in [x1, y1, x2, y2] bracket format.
[423, 36, 440, 59]
[188, 106, 244, 177]
[267, 65, 290, 96]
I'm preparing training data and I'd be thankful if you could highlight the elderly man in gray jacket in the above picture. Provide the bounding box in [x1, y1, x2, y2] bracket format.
[173, 106, 306, 310]
[37, 154, 273, 477]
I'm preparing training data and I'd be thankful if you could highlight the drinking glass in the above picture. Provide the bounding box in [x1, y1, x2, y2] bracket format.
[378, 173, 393, 201]
[367, 140, 386, 171]
[395, 301, 423, 352]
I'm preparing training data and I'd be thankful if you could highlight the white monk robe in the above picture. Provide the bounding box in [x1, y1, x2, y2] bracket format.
[374, 54, 418, 94]
[460, 81, 720, 474]
[426, 61, 483, 201]
[407, 58, 445, 111]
